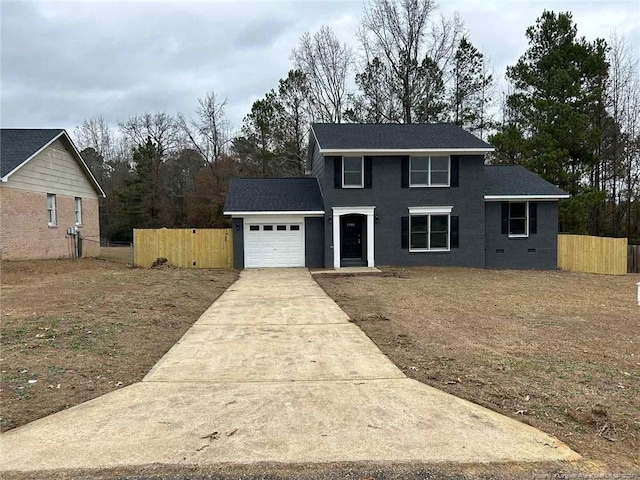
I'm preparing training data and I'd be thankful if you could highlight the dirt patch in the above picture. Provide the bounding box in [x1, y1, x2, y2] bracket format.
[315, 267, 640, 470]
[0, 250, 238, 431]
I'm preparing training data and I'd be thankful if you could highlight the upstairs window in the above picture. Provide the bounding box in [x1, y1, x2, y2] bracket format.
[410, 156, 450, 187]
[342, 156, 364, 188]
[47, 194, 57, 226]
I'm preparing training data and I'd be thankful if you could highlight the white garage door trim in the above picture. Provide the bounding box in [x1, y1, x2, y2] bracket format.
[244, 214, 306, 268]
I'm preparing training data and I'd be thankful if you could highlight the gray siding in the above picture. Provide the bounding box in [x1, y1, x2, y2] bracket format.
[304, 217, 325, 268]
[310, 140, 324, 192]
[232, 218, 244, 269]
[485, 201, 558, 270]
[321, 155, 486, 268]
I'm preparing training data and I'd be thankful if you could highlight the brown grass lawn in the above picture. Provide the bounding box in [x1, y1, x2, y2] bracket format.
[316, 267, 640, 470]
[0, 248, 238, 432]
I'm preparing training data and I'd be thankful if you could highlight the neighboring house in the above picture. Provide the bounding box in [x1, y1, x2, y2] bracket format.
[224, 123, 568, 270]
[0, 129, 106, 260]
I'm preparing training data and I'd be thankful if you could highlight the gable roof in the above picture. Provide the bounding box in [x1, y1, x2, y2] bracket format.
[311, 123, 494, 153]
[484, 165, 569, 199]
[1, 129, 105, 197]
[224, 177, 324, 214]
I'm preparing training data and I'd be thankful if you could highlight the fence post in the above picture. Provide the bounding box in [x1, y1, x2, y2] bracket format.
[637, 282, 640, 306]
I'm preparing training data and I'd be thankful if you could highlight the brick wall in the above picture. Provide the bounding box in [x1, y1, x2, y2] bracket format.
[0, 187, 100, 260]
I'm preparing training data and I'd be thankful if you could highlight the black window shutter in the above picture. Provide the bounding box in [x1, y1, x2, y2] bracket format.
[401, 157, 409, 188]
[501, 203, 509, 235]
[529, 202, 537, 234]
[334, 157, 342, 188]
[364, 157, 372, 188]
[451, 216, 459, 248]
[401, 216, 409, 249]
[450, 156, 459, 187]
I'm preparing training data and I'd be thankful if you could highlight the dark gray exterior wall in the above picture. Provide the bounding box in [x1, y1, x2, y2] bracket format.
[310, 140, 324, 186]
[320, 155, 486, 268]
[305, 217, 325, 268]
[231, 217, 244, 269]
[485, 201, 558, 270]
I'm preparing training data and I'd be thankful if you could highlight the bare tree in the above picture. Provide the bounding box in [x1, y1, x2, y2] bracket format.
[358, 0, 464, 123]
[119, 111, 180, 161]
[74, 116, 116, 162]
[606, 32, 640, 237]
[292, 26, 353, 123]
[177, 91, 231, 165]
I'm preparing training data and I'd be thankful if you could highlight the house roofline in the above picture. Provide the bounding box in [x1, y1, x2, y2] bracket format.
[223, 210, 325, 216]
[1, 130, 106, 198]
[320, 148, 495, 156]
[484, 194, 570, 201]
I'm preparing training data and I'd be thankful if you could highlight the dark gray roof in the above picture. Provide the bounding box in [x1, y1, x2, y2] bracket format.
[311, 123, 493, 151]
[1, 129, 64, 177]
[485, 165, 569, 197]
[224, 177, 324, 213]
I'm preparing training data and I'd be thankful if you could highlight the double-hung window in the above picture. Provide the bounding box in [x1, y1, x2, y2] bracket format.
[509, 202, 527, 237]
[408, 206, 452, 252]
[47, 194, 57, 226]
[74, 197, 83, 225]
[501, 201, 537, 238]
[342, 156, 363, 188]
[410, 156, 450, 187]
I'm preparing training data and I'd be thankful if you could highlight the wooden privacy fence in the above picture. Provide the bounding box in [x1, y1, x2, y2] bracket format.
[133, 228, 233, 268]
[557, 234, 627, 275]
[629, 245, 640, 273]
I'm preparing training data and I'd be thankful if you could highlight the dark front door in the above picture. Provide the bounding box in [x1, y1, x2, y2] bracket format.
[341, 215, 365, 265]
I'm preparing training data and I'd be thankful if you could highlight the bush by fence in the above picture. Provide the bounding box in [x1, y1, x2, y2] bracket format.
[558, 234, 628, 275]
[133, 229, 233, 268]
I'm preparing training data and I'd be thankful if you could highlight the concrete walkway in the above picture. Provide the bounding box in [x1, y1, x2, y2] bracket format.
[0, 269, 579, 473]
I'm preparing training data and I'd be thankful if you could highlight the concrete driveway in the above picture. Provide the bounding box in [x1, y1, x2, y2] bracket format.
[0, 269, 579, 473]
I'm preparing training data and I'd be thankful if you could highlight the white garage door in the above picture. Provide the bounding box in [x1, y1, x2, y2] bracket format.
[244, 222, 304, 268]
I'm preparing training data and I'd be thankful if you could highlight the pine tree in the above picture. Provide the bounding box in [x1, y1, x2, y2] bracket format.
[490, 11, 608, 233]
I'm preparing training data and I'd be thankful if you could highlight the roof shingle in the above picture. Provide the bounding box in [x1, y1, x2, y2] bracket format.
[224, 177, 324, 213]
[484, 165, 569, 197]
[1, 129, 64, 178]
[311, 123, 493, 151]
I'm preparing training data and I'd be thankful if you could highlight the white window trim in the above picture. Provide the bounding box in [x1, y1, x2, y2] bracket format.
[342, 156, 364, 188]
[408, 206, 452, 252]
[409, 206, 453, 215]
[409, 156, 450, 188]
[508, 201, 529, 238]
[47, 194, 57, 227]
[75, 197, 83, 225]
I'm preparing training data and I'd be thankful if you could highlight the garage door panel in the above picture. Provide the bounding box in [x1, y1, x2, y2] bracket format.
[245, 222, 304, 268]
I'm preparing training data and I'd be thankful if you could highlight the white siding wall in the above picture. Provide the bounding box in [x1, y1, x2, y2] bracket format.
[5, 139, 99, 199]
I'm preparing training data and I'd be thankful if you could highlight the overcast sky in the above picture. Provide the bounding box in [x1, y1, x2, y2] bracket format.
[1, 0, 639, 137]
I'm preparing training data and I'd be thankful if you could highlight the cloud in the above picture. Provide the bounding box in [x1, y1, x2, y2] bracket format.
[1, 0, 637, 135]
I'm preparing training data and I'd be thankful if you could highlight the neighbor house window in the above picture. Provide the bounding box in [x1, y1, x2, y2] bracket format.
[342, 156, 364, 188]
[509, 202, 528, 237]
[410, 156, 450, 187]
[74, 197, 82, 225]
[47, 194, 57, 226]
[408, 206, 452, 252]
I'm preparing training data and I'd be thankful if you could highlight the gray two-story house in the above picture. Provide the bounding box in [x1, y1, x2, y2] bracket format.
[224, 123, 568, 270]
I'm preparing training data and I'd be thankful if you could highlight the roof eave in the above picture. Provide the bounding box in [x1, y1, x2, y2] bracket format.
[320, 147, 495, 156]
[223, 210, 325, 216]
[484, 194, 570, 201]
